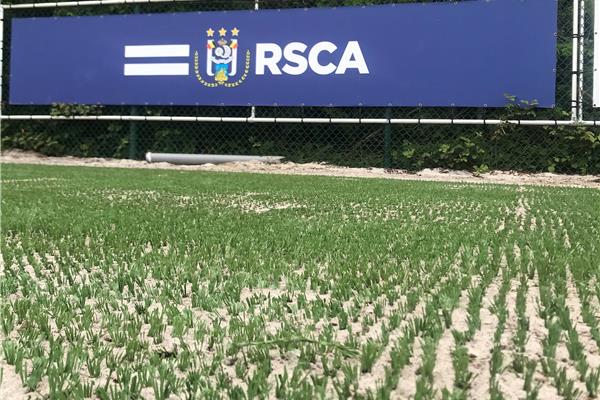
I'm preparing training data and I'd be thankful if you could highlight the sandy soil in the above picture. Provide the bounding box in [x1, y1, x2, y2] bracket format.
[2, 151, 599, 399]
[2, 149, 599, 189]
[2, 253, 599, 399]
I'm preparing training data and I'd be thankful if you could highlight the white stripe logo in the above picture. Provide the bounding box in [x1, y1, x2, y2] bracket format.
[124, 45, 190, 76]
[125, 45, 190, 58]
[124, 63, 189, 76]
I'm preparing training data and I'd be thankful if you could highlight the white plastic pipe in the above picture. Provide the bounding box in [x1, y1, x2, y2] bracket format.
[1, 114, 598, 126]
[595, 0, 600, 106]
[145, 152, 284, 164]
[0, 6, 4, 123]
[1, 0, 201, 9]
[578, 0, 585, 120]
[572, 0, 580, 121]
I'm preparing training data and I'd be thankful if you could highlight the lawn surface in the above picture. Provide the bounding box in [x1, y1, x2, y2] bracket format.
[1, 163, 599, 399]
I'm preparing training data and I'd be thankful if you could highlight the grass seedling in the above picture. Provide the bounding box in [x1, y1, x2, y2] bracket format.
[2, 340, 19, 365]
[452, 345, 473, 391]
[587, 368, 600, 398]
[360, 341, 381, 373]
[524, 384, 541, 400]
[566, 327, 584, 361]
[523, 359, 537, 392]
[489, 378, 504, 400]
[490, 345, 504, 377]
[576, 358, 589, 382]
[2, 163, 600, 399]
[21, 356, 46, 392]
[152, 363, 176, 400]
[542, 320, 561, 359]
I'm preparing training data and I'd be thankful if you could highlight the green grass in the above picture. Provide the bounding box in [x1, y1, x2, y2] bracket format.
[1, 163, 599, 399]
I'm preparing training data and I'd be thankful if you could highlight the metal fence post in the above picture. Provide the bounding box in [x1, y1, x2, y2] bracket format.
[0, 6, 5, 120]
[577, 0, 585, 121]
[384, 108, 391, 169]
[128, 106, 139, 159]
[572, 0, 582, 121]
[249, 0, 259, 121]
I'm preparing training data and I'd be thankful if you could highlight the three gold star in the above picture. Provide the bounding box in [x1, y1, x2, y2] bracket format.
[207, 27, 239, 37]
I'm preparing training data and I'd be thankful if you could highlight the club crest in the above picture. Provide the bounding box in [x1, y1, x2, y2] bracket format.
[194, 27, 251, 88]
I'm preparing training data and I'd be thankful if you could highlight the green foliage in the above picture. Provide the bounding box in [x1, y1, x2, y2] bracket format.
[2, 104, 128, 158]
[1, 101, 599, 173]
[392, 100, 600, 174]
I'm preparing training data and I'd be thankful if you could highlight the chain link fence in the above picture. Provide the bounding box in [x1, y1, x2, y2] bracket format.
[1, 0, 599, 174]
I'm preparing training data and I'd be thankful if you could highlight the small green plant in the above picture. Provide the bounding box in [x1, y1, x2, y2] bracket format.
[587, 368, 600, 398]
[2, 340, 19, 365]
[452, 345, 473, 390]
[360, 341, 381, 373]
[523, 359, 537, 392]
[21, 357, 46, 392]
[490, 345, 503, 377]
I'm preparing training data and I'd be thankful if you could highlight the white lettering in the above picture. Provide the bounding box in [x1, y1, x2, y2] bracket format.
[282, 42, 308, 75]
[336, 41, 369, 74]
[254, 41, 369, 76]
[308, 41, 338, 75]
[255, 43, 282, 75]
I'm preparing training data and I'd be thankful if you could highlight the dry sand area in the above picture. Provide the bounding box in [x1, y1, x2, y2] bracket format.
[2, 149, 600, 189]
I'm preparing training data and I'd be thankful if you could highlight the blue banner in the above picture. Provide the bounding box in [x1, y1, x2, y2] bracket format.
[9, 0, 557, 107]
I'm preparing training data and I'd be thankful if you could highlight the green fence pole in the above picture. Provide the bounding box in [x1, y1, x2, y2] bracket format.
[384, 108, 392, 169]
[128, 106, 138, 160]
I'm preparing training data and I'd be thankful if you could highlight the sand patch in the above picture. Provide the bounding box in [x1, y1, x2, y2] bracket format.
[3, 150, 600, 188]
